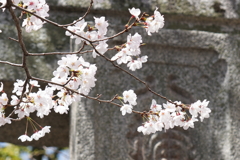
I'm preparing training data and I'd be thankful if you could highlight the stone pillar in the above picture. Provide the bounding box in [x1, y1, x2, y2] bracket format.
[67, 0, 240, 160]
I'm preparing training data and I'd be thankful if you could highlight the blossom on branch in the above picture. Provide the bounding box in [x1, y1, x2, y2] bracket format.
[18, 134, 32, 142]
[120, 104, 133, 116]
[123, 89, 137, 106]
[111, 33, 148, 71]
[137, 99, 211, 135]
[11, 0, 49, 32]
[129, 7, 141, 20]
[18, 126, 51, 142]
[145, 7, 164, 35]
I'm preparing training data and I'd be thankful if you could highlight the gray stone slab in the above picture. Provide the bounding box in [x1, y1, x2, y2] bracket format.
[70, 29, 240, 159]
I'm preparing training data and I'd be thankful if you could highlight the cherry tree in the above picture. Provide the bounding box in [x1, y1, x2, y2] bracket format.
[0, 0, 211, 142]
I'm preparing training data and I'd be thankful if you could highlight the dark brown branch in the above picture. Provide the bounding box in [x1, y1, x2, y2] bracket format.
[29, 76, 143, 115]
[8, 5, 31, 79]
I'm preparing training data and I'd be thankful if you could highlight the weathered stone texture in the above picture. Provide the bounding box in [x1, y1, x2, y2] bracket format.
[70, 29, 238, 159]
[68, 1, 240, 160]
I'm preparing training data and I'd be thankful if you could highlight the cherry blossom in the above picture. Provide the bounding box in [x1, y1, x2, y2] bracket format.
[39, 126, 51, 137]
[111, 33, 148, 71]
[137, 99, 211, 135]
[18, 125, 51, 142]
[145, 8, 164, 35]
[66, 18, 87, 44]
[199, 100, 211, 121]
[10, 95, 19, 105]
[0, 93, 8, 106]
[123, 89, 137, 106]
[94, 16, 109, 38]
[92, 40, 108, 58]
[18, 134, 32, 142]
[0, 112, 11, 127]
[183, 117, 198, 130]
[150, 99, 162, 112]
[12, 79, 29, 96]
[120, 104, 133, 116]
[163, 101, 176, 112]
[31, 131, 42, 140]
[11, 0, 50, 32]
[129, 7, 141, 20]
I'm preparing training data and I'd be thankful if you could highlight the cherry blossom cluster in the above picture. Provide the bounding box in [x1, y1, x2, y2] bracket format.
[18, 126, 51, 142]
[118, 90, 211, 135]
[12, 79, 53, 119]
[110, 7, 164, 71]
[129, 7, 164, 35]
[0, 54, 97, 141]
[120, 90, 137, 115]
[12, 55, 96, 119]
[51, 54, 97, 95]
[137, 99, 211, 135]
[111, 33, 148, 71]
[65, 16, 109, 58]
[0, 83, 11, 127]
[12, 0, 49, 32]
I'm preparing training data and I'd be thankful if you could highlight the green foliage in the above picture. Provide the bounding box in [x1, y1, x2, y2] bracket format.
[0, 143, 30, 160]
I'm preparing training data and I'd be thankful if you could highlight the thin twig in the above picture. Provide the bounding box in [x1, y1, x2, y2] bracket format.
[0, 60, 22, 67]
[28, 42, 86, 56]
[89, 42, 175, 105]
[59, 0, 94, 27]
[8, 4, 31, 79]
[29, 76, 143, 114]
[8, 37, 19, 42]
[12, 4, 91, 43]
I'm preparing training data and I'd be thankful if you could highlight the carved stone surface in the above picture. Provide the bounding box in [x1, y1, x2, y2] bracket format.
[70, 28, 240, 159]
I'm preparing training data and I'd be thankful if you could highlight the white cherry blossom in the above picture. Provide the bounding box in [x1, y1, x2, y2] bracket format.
[145, 8, 164, 35]
[129, 7, 141, 20]
[123, 90, 137, 106]
[18, 134, 32, 142]
[150, 99, 162, 112]
[120, 104, 133, 116]
[0, 82, 3, 92]
[163, 102, 176, 112]
[31, 131, 43, 140]
[199, 99, 211, 122]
